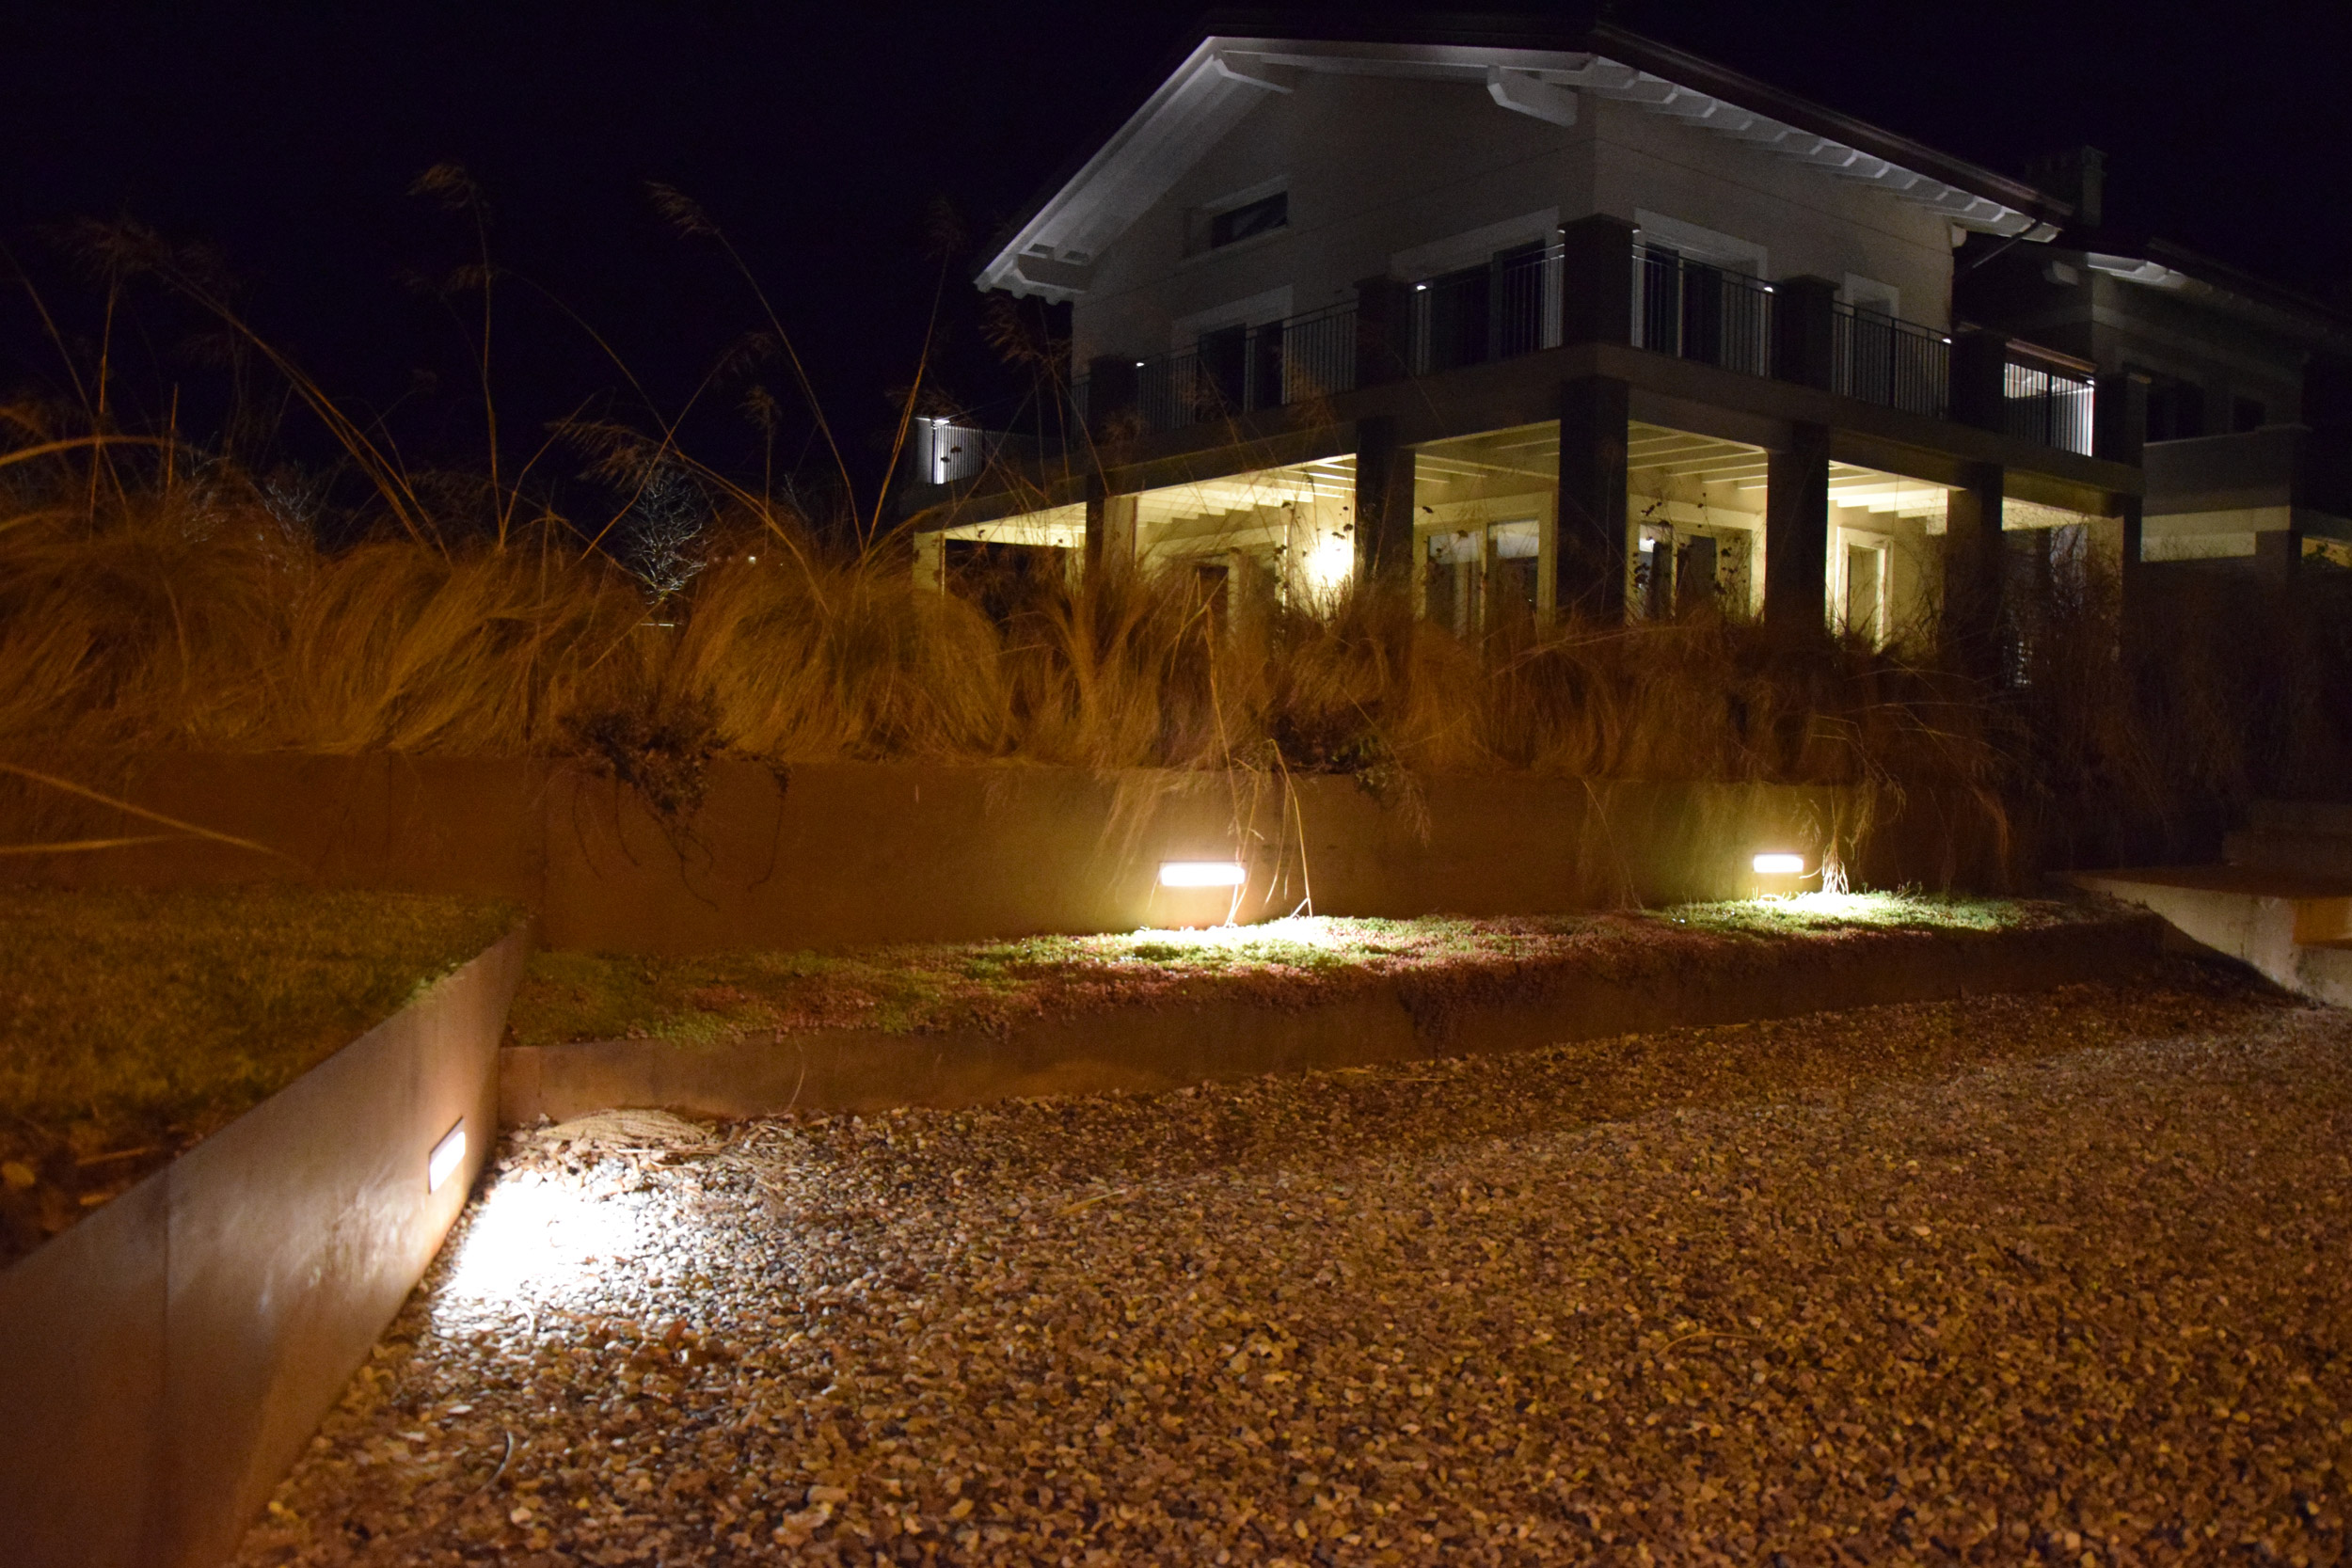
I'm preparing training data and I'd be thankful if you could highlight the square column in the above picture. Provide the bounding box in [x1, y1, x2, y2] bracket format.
[2095, 368, 2149, 597]
[1554, 375, 1629, 619]
[1084, 356, 1140, 439]
[1556, 215, 1635, 346]
[1354, 277, 1411, 388]
[1354, 415, 1417, 587]
[1943, 462, 2006, 677]
[1084, 488, 1137, 581]
[1763, 422, 1831, 629]
[1772, 277, 1838, 391]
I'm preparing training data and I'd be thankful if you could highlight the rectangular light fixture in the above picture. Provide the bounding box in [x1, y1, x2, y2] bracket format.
[1753, 853, 1805, 875]
[1159, 861, 1247, 888]
[427, 1119, 468, 1195]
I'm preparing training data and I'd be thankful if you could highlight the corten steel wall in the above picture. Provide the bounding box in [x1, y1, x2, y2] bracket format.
[0, 754, 2001, 953]
[0, 927, 531, 1568]
[501, 913, 2163, 1125]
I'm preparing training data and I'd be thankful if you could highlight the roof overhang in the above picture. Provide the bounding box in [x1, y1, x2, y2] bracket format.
[979, 24, 2067, 301]
[2080, 247, 2352, 351]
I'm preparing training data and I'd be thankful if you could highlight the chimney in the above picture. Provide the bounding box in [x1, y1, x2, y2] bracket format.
[2026, 146, 2105, 230]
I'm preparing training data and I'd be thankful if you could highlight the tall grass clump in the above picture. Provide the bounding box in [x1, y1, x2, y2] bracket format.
[7, 411, 2344, 881]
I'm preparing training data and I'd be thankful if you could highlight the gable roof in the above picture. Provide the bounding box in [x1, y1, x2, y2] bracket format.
[978, 14, 2073, 301]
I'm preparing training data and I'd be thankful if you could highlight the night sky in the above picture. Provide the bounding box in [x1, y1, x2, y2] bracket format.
[6, 1, 2346, 518]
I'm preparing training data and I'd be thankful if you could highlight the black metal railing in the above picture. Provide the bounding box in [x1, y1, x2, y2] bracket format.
[906, 420, 1049, 486]
[1043, 251, 2105, 468]
[1080, 302, 1363, 437]
[2002, 354, 2096, 455]
[1629, 245, 1772, 377]
[1405, 245, 1563, 375]
[1832, 304, 1950, 420]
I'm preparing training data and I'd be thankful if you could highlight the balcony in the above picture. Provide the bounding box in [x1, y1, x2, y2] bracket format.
[1832, 302, 1949, 421]
[1041, 241, 2096, 463]
[1629, 245, 1772, 378]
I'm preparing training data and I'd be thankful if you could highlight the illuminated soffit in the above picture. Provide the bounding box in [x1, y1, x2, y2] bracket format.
[979, 37, 2056, 301]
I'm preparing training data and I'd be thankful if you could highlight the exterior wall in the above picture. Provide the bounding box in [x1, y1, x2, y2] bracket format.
[1073, 72, 1960, 366]
[1957, 245, 2313, 434]
[1587, 96, 1954, 325]
[1076, 74, 1589, 366]
[2090, 277, 2307, 430]
[0, 754, 2015, 955]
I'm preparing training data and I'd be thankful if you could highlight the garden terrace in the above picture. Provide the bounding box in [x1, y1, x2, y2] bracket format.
[510, 895, 2095, 1050]
[0, 887, 518, 1267]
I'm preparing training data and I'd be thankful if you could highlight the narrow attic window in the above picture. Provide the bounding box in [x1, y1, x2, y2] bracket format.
[1211, 191, 1288, 249]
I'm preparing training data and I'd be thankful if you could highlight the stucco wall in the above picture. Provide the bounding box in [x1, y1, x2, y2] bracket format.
[1074, 71, 1958, 366]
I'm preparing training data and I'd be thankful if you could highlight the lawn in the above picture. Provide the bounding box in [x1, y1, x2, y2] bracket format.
[509, 892, 2090, 1049]
[0, 887, 519, 1265]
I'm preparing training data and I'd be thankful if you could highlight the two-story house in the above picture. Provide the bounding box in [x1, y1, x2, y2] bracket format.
[913, 14, 2164, 662]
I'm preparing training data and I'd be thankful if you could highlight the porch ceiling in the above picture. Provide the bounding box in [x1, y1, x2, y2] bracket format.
[1136, 454, 1357, 529]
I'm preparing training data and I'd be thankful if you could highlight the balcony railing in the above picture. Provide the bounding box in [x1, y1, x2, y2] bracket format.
[1629, 245, 1772, 378]
[1832, 303, 1950, 420]
[1073, 302, 1359, 437]
[906, 420, 1042, 486]
[2001, 350, 2096, 456]
[1045, 250, 2096, 463]
[1405, 244, 1564, 375]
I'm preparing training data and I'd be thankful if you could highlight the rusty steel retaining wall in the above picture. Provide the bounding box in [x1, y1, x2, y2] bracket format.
[0, 754, 2005, 955]
[0, 927, 532, 1568]
[501, 914, 2162, 1125]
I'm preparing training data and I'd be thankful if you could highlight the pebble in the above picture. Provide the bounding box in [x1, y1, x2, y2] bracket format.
[234, 963, 2352, 1565]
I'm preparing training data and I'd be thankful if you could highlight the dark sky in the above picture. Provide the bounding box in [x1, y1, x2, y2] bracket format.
[6, 0, 2347, 516]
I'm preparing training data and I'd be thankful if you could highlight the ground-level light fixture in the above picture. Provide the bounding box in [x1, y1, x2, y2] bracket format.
[1752, 852, 1806, 875]
[1159, 861, 1248, 888]
[426, 1118, 468, 1195]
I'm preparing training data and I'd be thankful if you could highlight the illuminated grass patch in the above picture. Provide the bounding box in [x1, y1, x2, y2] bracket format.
[0, 888, 517, 1261]
[510, 894, 2077, 1049]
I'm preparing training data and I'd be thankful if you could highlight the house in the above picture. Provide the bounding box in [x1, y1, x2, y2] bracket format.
[1955, 148, 2352, 576]
[910, 15, 2344, 652]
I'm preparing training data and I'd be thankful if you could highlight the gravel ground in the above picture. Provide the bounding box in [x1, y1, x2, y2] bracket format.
[236, 962, 2352, 1566]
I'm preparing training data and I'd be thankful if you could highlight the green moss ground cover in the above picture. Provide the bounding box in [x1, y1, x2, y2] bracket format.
[511, 893, 2092, 1050]
[1, 887, 517, 1263]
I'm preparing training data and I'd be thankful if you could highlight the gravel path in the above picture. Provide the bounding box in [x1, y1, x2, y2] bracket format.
[236, 964, 2352, 1566]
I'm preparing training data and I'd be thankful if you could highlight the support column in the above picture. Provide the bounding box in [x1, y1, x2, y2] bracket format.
[1557, 214, 1636, 346]
[1772, 277, 1838, 391]
[1949, 330, 2010, 434]
[913, 530, 946, 593]
[1763, 422, 1832, 630]
[1084, 355, 1140, 439]
[2094, 367, 2150, 608]
[1943, 462, 2007, 678]
[1354, 416, 1416, 589]
[1355, 277, 1411, 387]
[1084, 487, 1136, 582]
[1554, 375, 1629, 620]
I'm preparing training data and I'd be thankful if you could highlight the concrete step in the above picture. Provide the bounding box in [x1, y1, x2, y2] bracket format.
[2071, 864, 2352, 1004]
[2248, 799, 2352, 839]
[2224, 828, 2352, 879]
[2299, 942, 2352, 1008]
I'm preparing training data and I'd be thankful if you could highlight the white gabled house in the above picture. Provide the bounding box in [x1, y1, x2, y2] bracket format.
[913, 15, 2348, 651]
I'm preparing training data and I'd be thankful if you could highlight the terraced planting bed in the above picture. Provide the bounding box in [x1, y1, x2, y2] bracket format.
[0, 887, 518, 1266]
[511, 895, 2093, 1046]
[501, 895, 2160, 1122]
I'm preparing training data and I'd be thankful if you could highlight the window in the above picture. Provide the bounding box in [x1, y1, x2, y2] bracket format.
[2144, 376, 2205, 442]
[1210, 191, 1287, 249]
